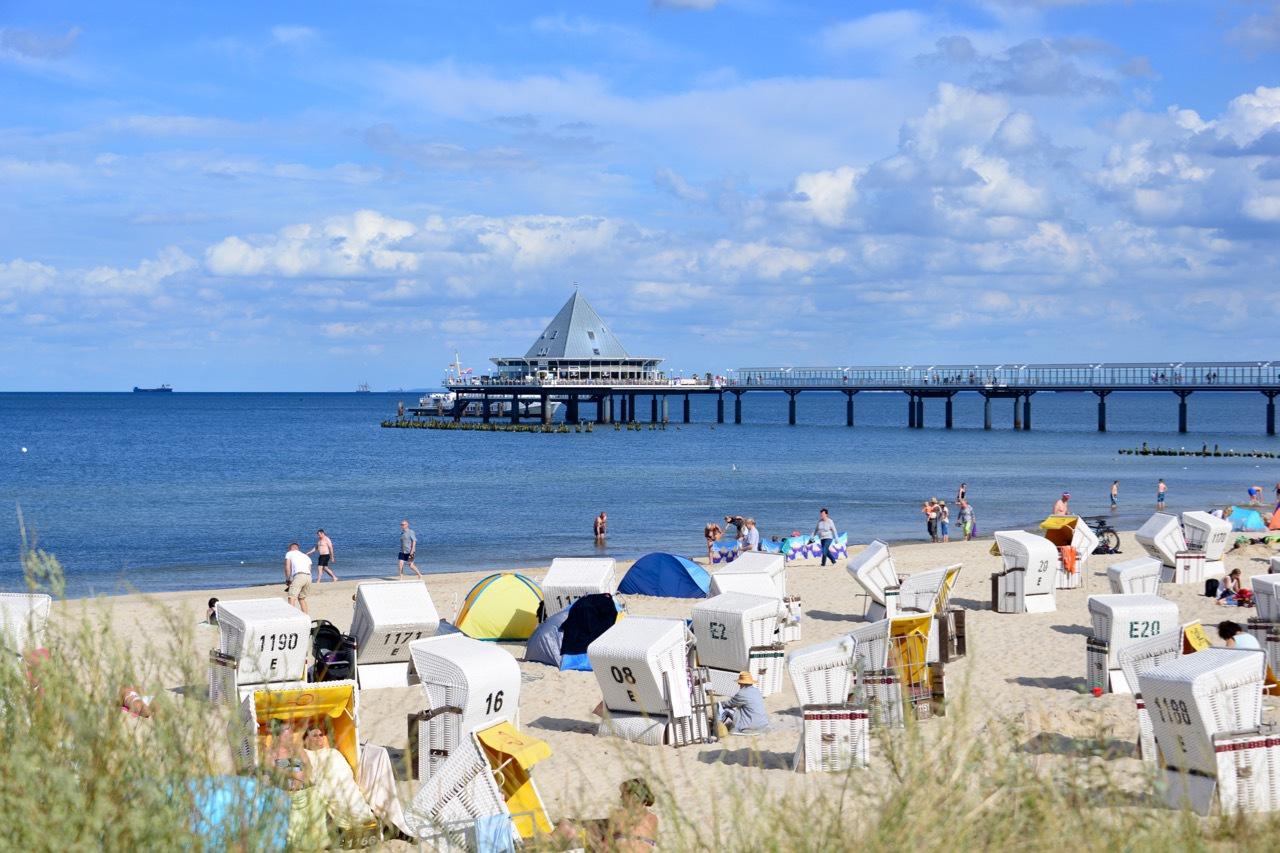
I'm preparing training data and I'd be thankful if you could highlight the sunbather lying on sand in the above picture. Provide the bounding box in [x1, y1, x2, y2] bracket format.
[119, 685, 154, 718]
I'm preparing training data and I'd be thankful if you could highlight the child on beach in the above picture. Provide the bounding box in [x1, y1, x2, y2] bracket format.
[939, 502, 950, 542]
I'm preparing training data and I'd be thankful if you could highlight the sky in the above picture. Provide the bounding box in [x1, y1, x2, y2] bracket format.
[1, 1, 1279, 390]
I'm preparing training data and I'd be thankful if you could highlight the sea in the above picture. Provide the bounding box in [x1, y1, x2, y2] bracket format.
[1, 390, 1277, 598]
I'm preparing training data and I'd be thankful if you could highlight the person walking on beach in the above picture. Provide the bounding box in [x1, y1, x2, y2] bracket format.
[307, 529, 337, 582]
[958, 499, 975, 541]
[939, 502, 950, 543]
[398, 519, 422, 579]
[923, 499, 939, 543]
[704, 521, 722, 563]
[814, 508, 838, 566]
[284, 542, 313, 614]
[1157, 479, 1168, 510]
[956, 483, 967, 504]
[1110, 481, 1119, 510]
[1053, 493, 1070, 516]
[594, 511, 608, 543]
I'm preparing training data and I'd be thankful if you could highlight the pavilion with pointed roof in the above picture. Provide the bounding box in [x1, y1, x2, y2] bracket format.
[491, 291, 663, 381]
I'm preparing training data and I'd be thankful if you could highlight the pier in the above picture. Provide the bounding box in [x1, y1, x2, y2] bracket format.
[431, 361, 1280, 434]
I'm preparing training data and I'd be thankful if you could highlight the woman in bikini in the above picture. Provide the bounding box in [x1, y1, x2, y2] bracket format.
[704, 522, 722, 563]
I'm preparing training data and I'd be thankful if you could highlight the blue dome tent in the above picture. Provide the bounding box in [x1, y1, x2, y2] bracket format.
[618, 553, 710, 598]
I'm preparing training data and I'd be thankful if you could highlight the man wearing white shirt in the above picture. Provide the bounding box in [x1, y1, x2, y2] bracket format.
[284, 542, 313, 614]
[741, 518, 760, 552]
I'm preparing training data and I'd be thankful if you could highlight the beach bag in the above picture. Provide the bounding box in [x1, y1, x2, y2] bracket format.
[1204, 579, 1219, 599]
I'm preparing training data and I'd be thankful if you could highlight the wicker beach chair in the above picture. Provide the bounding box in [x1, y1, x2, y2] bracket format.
[1182, 511, 1233, 579]
[709, 553, 800, 644]
[990, 531, 1058, 614]
[209, 599, 311, 706]
[588, 617, 710, 747]
[847, 540, 899, 620]
[850, 615, 938, 727]
[348, 582, 439, 689]
[1116, 629, 1183, 764]
[539, 558, 616, 618]
[1137, 512, 1207, 583]
[407, 634, 521, 784]
[1247, 575, 1280, 683]
[1139, 649, 1280, 815]
[1106, 556, 1163, 595]
[713, 552, 787, 597]
[0, 592, 51, 655]
[405, 718, 553, 845]
[693, 592, 783, 696]
[787, 636, 868, 772]
[1040, 516, 1099, 590]
[1084, 594, 1179, 694]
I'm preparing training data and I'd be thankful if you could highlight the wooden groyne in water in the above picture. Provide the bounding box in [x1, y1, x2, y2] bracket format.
[1119, 444, 1279, 458]
[381, 418, 670, 433]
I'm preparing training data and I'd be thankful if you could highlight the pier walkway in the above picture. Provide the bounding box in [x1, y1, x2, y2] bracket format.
[434, 361, 1280, 434]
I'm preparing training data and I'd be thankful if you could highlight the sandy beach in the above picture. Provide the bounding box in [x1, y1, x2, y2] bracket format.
[51, 531, 1280, 843]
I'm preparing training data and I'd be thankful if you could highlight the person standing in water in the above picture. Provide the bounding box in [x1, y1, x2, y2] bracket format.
[1157, 479, 1168, 510]
[594, 511, 608, 543]
[1110, 481, 1119, 510]
[956, 483, 967, 504]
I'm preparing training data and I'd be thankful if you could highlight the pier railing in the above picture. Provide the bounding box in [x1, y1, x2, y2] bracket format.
[734, 362, 1280, 389]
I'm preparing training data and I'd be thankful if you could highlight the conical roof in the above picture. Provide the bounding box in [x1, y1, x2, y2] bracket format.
[524, 292, 631, 359]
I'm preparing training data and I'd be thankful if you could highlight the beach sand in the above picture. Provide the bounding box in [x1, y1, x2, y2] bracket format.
[52, 533, 1280, 842]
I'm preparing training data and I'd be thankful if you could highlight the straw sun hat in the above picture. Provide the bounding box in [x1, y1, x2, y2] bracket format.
[737, 671, 755, 686]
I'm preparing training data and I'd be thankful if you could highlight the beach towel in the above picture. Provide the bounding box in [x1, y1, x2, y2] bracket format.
[305, 747, 375, 828]
[358, 743, 411, 836]
[1058, 546, 1077, 574]
[287, 787, 329, 851]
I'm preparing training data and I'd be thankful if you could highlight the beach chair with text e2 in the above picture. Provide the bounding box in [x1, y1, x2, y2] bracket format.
[1084, 593, 1179, 694]
[1140, 649, 1280, 816]
[588, 616, 711, 747]
[693, 592, 782, 697]
[710, 551, 800, 644]
[348, 581, 439, 689]
[209, 599, 310, 706]
[405, 717, 553, 848]
[990, 531, 1058, 614]
[787, 636, 868, 772]
[407, 633, 521, 784]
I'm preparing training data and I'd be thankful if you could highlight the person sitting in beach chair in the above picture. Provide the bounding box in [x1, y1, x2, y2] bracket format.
[300, 719, 377, 834]
[554, 777, 659, 852]
[719, 671, 769, 734]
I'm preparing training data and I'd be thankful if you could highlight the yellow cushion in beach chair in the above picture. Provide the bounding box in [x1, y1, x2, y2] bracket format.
[888, 615, 933, 696]
[252, 683, 360, 774]
[476, 722, 553, 839]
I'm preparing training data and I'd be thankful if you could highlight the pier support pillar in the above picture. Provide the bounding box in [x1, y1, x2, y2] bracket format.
[661, 396, 668, 424]
[1176, 391, 1190, 434]
[983, 394, 992, 430]
[619, 395, 628, 423]
[481, 395, 490, 424]
[1095, 391, 1109, 432]
[1013, 395, 1022, 431]
[907, 393, 917, 428]
[650, 394, 658, 424]
[944, 395, 954, 430]
[628, 394, 637, 424]
[734, 391, 743, 424]
[787, 390, 798, 426]
[596, 395, 608, 424]
[716, 393, 724, 424]
[510, 394, 521, 424]
[543, 394, 553, 425]
[1022, 393, 1032, 431]
[683, 394, 691, 424]
[845, 390, 855, 427]
[915, 395, 924, 429]
[1267, 392, 1277, 436]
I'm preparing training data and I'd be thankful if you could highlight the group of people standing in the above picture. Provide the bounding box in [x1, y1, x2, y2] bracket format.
[922, 485, 975, 543]
[280, 521, 426, 614]
[702, 508, 841, 566]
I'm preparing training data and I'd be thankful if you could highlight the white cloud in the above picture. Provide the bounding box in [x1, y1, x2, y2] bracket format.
[822, 11, 931, 54]
[1213, 85, 1280, 147]
[206, 210, 419, 278]
[271, 25, 318, 45]
[782, 166, 863, 227]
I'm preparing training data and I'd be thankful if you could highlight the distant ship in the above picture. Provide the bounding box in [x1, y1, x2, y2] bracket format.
[132, 385, 173, 393]
[356, 382, 372, 393]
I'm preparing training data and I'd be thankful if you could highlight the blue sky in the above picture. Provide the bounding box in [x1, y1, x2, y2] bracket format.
[2, 1, 1279, 390]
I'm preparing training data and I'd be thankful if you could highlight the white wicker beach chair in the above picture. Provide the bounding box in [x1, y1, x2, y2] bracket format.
[1182, 511, 1232, 579]
[1054, 517, 1100, 589]
[588, 617, 710, 746]
[408, 634, 521, 784]
[849, 615, 937, 727]
[1139, 648, 1280, 815]
[990, 531, 1057, 614]
[788, 636, 867, 771]
[693, 592, 782, 695]
[209, 599, 310, 706]
[724, 552, 787, 596]
[349, 582, 439, 689]
[1247, 575, 1280, 681]
[1136, 512, 1206, 582]
[789, 636, 856, 706]
[1106, 557, 1163, 595]
[709, 554, 800, 644]
[1085, 594, 1179, 694]
[847, 540, 899, 620]
[0, 592, 52, 655]
[540, 558, 616, 618]
[405, 717, 553, 844]
[1116, 630, 1182, 764]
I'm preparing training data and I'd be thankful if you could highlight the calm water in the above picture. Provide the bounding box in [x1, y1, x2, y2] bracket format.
[2, 390, 1277, 597]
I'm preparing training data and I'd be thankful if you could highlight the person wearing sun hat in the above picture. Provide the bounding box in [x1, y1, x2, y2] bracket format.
[1053, 492, 1071, 516]
[719, 671, 769, 734]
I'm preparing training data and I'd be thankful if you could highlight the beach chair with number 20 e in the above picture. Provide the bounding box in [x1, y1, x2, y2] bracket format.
[990, 531, 1058, 614]
[209, 599, 311, 706]
[407, 633, 521, 785]
[348, 581, 440, 689]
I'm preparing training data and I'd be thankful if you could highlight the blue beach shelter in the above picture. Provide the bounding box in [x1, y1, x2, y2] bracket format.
[1229, 507, 1267, 531]
[618, 553, 710, 598]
